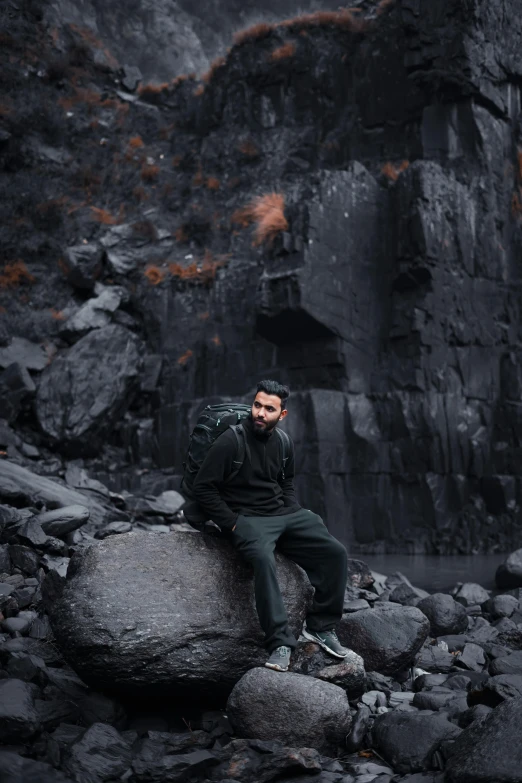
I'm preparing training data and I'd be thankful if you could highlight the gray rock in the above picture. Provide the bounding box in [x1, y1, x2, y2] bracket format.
[338, 603, 430, 675]
[227, 667, 351, 754]
[0, 460, 107, 526]
[48, 531, 312, 696]
[455, 642, 486, 672]
[95, 520, 132, 538]
[453, 583, 490, 607]
[36, 325, 143, 456]
[290, 640, 366, 697]
[59, 286, 125, 342]
[63, 243, 104, 290]
[490, 650, 522, 676]
[417, 593, 468, 636]
[0, 337, 48, 371]
[121, 64, 143, 91]
[0, 362, 36, 423]
[496, 549, 522, 590]
[446, 695, 522, 782]
[0, 678, 41, 742]
[482, 594, 519, 619]
[372, 710, 462, 773]
[0, 750, 73, 783]
[36, 505, 90, 537]
[480, 674, 522, 704]
[63, 722, 132, 782]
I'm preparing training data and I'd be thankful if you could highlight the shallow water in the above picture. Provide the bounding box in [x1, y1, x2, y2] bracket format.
[358, 553, 507, 592]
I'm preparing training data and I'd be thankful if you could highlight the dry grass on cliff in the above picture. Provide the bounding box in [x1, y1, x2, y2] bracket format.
[202, 56, 227, 84]
[281, 9, 367, 33]
[232, 193, 288, 246]
[376, 0, 395, 15]
[0, 260, 35, 289]
[238, 138, 260, 158]
[233, 23, 275, 46]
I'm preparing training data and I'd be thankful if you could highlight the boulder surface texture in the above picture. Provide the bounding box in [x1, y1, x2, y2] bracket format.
[338, 603, 430, 674]
[48, 531, 312, 697]
[446, 695, 522, 783]
[226, 667, 352, 755]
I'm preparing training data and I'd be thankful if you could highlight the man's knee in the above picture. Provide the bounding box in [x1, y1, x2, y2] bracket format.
[236, 539, 275, 566]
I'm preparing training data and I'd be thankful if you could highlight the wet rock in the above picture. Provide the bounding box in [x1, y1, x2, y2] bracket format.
[0, 362, 36, 423]
[455, 642, 486, 672]
[457, 704, 492, 729]
[63, 243, 104, 290]
[0, 750, 73, 782]
[490, 650, 522, 676]
[479, 674, 522, 705]
[227, 667, 351, 755]
[48, 531, 312, 696]
[416, 643, 456, 673]
[36, 325, 144, 456]
[60, 285, 127, 343]
[346, 558, 374, 589]
[386, 572, 429, 606]
[290, 641, 366, 697]
[338, 604, 429, 675]
[346, 703, 371, 752]
[412, 688, 460, 711]
[36, 505, 90, 538]
[453, 583, 490, 607]
[372, 710, 462, 773]
[0, 336, 48, 371]
[0, 678, 41, 742]
[131, 748, 220, 782]
[482, 594, 519, 619]
[496, 549, 522, 590]
[94, 520, 132, 538]
[0, 460, 107, 526]
[446, 695, 522, 782]
[63, 722, 132, 781]
[417, 593, 468, 636]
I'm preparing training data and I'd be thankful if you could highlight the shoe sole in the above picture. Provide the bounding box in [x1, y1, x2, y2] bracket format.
[264, 662, 289, 672]
[302, 629, 347, 659]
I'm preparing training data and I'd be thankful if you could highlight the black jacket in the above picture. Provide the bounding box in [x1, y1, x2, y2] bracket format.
[193, 416, 301, 530]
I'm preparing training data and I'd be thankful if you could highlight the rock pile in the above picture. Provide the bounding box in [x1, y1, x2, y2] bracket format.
[2, 459, 522, 782]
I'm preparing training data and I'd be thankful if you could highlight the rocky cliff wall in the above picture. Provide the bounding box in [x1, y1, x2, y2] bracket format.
[1, 0, 522, 552]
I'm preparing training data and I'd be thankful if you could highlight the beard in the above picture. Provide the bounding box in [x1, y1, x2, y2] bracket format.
[248, 411, 277, 439]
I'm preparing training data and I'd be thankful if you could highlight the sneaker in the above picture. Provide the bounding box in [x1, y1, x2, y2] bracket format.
[265, 645, 291, 672]
[302, 628, 348, 659]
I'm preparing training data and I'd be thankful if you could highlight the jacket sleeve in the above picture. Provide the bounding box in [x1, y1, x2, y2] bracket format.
[192, 432, 239, 530]
[279, 437, 300, 508]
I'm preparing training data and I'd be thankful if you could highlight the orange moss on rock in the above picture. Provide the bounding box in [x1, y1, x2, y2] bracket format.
[281, 9, 366, 33]
[382, 160, 409, 181]
[144, 266, 166, 285]
[376, 0, 395, 15]
[270, 42, 296, 61]
[141, 163, 160, 181]
[0, 260, 35, 289]
[128, 135, 144, 149]
[238, 139, 260, 158]
[206, 176, 220, 191]
[202, 56, 226, 84]
[169, 250, 228, 285]
[177, 349, 193, 366]
[234, 22, 275, 46]
[232, 192, 288, 246]
[90, 205, 124, 224]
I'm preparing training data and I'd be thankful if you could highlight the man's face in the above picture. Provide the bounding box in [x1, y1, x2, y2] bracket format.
[251, 391, 288, 434]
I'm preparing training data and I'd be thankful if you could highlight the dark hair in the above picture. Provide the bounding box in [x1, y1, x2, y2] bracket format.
[255, 379, 290, 411]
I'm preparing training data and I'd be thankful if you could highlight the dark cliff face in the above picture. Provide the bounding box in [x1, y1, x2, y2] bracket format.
[1, 0, 522, 553]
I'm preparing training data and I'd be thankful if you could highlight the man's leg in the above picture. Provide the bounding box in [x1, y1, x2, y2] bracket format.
[277, 509, 348, 636]
[232, 515, 297, 652]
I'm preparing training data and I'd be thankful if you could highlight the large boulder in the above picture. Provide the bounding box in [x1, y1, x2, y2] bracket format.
[446, 696, 522, 783]
[372, 711, 462, 774]
[417, 593, 468, 636]
[337, 603, 430, 675]
[496, 549, 522, 590]
[226, 667, 352, 755]
[48, 531, 312, 698]
[35, 325, 143, 456]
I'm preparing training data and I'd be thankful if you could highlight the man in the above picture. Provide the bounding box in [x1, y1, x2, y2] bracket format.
[192, 379, 349, 672]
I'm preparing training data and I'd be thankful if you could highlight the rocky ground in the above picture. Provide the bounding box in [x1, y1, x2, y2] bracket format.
[2, 467, 522, 782]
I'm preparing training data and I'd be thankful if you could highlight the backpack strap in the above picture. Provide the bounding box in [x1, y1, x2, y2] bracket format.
[226, 423, 248, 483]
[276, 428, 291, 481]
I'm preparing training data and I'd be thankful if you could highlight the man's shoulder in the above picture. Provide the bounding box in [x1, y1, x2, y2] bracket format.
[209, 428, 238, 452]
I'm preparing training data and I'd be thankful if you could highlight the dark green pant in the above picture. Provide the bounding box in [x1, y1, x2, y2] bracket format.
[231, 508, 348, 652]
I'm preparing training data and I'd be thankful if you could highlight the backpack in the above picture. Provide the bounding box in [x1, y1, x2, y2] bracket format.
[180, 403, 291, 501]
